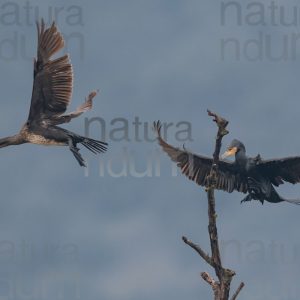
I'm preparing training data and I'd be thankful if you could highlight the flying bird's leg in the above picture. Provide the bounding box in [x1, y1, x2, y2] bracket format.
[68, 139, 86, 167]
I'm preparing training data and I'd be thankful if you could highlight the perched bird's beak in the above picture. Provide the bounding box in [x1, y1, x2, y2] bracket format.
[221, 147, 238, 159]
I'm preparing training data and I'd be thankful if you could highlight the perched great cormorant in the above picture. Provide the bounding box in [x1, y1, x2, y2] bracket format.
[0, 20, 107, 167]
[154, 121, 300, 205]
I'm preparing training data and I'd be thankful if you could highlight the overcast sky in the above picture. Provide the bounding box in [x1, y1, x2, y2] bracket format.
[0, 0, 300, 299]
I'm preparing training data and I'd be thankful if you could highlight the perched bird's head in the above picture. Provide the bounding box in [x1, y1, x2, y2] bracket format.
[221, 139, 245, 159]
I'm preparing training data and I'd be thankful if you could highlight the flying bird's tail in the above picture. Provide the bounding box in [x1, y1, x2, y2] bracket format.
[68, 136, 107, 167]
[63, 128, 108, 167]
[81, 137, 108, 154]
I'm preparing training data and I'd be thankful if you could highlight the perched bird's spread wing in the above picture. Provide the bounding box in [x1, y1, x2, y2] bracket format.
[153, 121, 248, 193]
[257, 157, 300, 185]
[28, 19, 73, 122]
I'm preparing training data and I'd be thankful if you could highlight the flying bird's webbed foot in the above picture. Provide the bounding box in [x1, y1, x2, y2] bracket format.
[69, 140, 86, 167]
[240, 194, 253, 204]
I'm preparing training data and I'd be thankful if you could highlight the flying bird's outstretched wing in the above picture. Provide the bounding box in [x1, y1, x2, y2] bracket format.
[153, 121, 248, 193]
[50, 90, 98, 125]
[257, 157, 300, 186]
[27, 19, 73, 122]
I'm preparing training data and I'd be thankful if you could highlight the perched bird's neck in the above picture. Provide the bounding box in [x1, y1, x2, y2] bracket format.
[235, 149, 247, 166]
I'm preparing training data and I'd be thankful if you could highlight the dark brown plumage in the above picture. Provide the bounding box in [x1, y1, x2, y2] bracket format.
[154, 121, 300, 205]
[0, 19, 107, 167]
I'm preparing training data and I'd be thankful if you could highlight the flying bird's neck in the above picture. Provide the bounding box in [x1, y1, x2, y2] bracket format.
[0, 134, 25, 148]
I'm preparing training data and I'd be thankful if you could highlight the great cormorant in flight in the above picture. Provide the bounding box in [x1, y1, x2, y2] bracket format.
[0, 20, 107, 167]
[154, 121, 300, 205]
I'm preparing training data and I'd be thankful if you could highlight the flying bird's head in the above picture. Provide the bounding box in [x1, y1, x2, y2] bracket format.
[221, 139, 245, 159]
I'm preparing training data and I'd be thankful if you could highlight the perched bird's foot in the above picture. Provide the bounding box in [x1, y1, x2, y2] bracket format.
[247, 177, 263, 197]
[205, 174, 217, 188]
[240, 199, 249, 204]
[211, 177, 217, 187]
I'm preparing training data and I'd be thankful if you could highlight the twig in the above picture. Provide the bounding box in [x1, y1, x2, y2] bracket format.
[201, 272, 220, 297]
[231, 282, 245, 300]
[182, 236, 213, 267]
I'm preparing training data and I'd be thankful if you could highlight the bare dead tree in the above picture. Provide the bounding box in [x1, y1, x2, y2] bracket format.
[182, 110, 244, 300]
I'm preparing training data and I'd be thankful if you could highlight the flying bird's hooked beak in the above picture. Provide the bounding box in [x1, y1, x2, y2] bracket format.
[221, 147, 238, 159]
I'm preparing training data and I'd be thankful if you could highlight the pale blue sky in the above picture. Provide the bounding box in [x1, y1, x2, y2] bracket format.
[0, 1, 300, 299]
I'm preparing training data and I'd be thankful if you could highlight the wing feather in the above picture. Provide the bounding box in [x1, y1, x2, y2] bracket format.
[153, 121, 248, 193]
[258, 157, 300, 185]
[28, 19, 73, 121]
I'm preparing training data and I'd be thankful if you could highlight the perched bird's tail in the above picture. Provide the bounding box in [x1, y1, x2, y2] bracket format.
[269, 189, 300, 205]
[281, 197, 300, 205]
[276, 191, 300, 205]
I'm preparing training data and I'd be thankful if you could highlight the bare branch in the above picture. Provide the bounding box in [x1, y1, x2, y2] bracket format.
[182, 110, 245, 299]
[207, 110, 228, 129]
[201, 271, 218, 287]
[231, 282, 245, 300]
[201, 272, 220, 298]
[206, 110, 229, 282]
[182, 236, 213, 267]
[207, 109, 229, 165]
